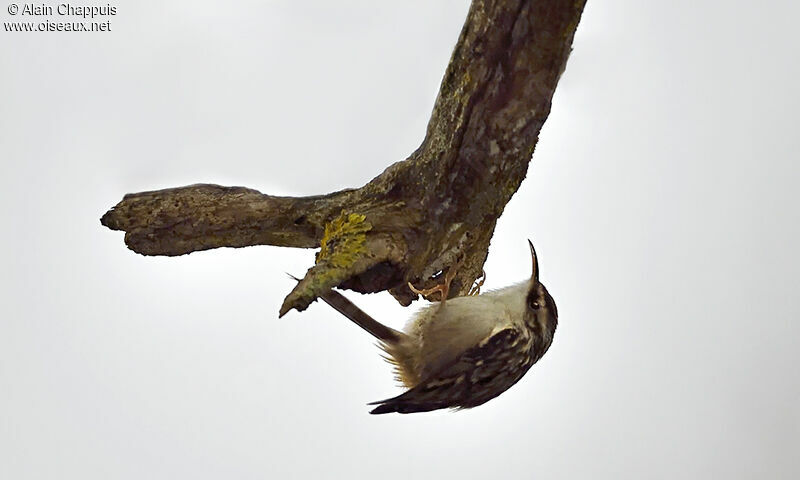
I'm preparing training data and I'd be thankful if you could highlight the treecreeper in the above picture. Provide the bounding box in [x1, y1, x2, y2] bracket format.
[315, 240, 557, 414]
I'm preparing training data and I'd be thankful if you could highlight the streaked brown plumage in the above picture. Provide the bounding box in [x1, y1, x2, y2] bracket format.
[317, 240, 558, 414]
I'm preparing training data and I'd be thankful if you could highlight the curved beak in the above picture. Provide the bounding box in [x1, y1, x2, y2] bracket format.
[528, 239, 539, 284]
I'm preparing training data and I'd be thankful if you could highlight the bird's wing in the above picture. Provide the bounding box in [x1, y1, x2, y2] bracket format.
[369, 327, 524, 414]
[415, 296, 513, 379]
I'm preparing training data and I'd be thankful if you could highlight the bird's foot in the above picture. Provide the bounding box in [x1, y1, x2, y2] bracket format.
[408, 256, 463, 303]
[468, 270, 486, 296]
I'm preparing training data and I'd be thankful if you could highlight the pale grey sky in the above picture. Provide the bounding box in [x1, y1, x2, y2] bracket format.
[1, 1, 798, 479]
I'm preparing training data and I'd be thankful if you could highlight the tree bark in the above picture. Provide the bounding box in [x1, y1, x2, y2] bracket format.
[101, 0, 587, 316]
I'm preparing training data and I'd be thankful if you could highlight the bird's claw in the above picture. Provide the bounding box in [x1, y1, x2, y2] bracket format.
[408, 280, 450, 302]
[408, 255, 466, 303]
[468, 270, 486, 296]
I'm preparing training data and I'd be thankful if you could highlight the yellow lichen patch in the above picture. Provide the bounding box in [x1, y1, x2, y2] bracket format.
[317, 212, 372, 268]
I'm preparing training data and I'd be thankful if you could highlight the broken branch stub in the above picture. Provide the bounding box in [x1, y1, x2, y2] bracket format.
[100, 0, 587, 315]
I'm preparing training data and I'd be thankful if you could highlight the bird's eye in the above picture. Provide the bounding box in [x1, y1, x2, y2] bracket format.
[527, 296, 540, 310]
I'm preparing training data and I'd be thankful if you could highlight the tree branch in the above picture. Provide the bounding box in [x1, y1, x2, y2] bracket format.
[101, 0, 587, 315]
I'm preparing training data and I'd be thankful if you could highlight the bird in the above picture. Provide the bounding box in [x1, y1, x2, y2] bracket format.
[314, 239, 558, 414]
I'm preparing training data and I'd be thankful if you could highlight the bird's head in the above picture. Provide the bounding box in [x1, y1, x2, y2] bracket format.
[524, 239, 558, 334]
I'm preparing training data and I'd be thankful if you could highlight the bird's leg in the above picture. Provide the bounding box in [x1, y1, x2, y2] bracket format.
[408, 256, 463, 304]
[468, 270, 486, 296]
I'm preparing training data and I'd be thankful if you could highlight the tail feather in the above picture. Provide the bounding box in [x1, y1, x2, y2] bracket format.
[368, 393, 449, 415]
[286, 273, 403, 344]
[317, 288, 404, 344]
